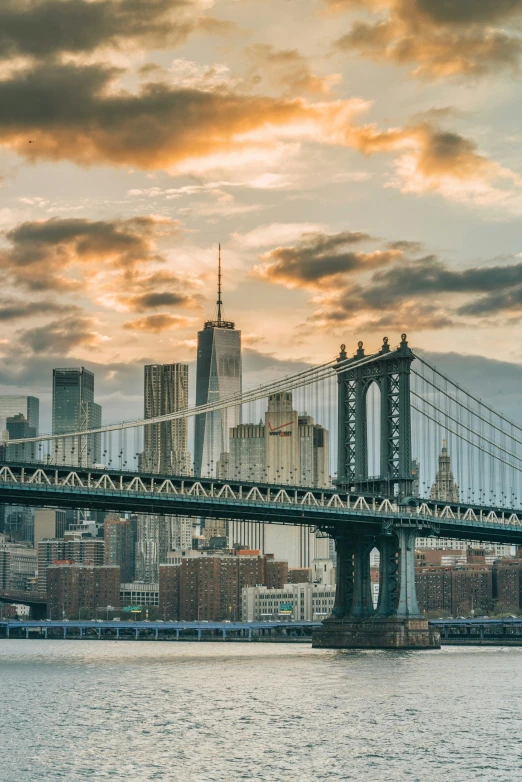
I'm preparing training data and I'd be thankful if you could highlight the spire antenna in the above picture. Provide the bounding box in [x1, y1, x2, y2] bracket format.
[203, 242, 234, 329]
[217, 243, 222, 323]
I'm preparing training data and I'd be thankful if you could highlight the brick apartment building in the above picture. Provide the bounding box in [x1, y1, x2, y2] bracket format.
[159, 553, 288, 621]
[38, 537, 105, 591]
[47, 564, 120, 619]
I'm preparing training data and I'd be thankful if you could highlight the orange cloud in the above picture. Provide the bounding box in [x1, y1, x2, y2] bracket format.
[0, 60, 518, 208]
[0, 215, 201, 312]
[332, 0, 522, 79]
[244, 44, 341, 97]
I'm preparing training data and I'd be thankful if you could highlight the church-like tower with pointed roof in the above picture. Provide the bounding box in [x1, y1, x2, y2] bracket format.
[429, 439, 460, 503]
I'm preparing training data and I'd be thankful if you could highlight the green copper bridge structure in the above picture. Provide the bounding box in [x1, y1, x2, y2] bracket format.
[2, 335, 522, 649]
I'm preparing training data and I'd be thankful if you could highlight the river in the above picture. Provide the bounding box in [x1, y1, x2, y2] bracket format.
[1, 641, 521, 781]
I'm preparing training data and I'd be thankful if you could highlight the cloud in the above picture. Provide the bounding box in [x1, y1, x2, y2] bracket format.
[0, 59, 517, 209]
[244, 44, 342, 96]
[16, 314, 109, 355]
[254, 230, 400, 287]
[257, 228, 522, 331]
[123, 313, 193, 332]
[346, 120, 522, 209]
[0, 61, 367, 171]
[332, 0, 522, 79]
[0, 299, 77, 321]
[0, 215, 200, 311]
[233, 222, 326, 249]
[0, 0, 213, 61]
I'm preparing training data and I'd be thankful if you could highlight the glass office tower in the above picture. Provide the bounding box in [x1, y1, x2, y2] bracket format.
[52, 368, 102, 467]
[194, 248, 241, 477]
[0, 396, 39, 433]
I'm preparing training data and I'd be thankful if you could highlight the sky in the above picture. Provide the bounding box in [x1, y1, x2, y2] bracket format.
[1, 0, 522, 430]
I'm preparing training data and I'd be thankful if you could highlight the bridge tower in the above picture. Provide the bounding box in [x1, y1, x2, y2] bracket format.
[336, 334, 414, 498]
[314, 336, 440, 649]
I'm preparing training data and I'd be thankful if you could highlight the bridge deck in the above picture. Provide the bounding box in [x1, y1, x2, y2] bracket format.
[1, 461, 522, 543]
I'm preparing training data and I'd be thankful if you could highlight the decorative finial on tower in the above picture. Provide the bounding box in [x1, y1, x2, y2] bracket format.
[381, 336, 390, 353]
[356, 340, 365, 358]
[339, 344, 347, 361]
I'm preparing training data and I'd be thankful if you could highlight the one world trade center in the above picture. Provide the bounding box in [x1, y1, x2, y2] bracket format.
[194, 247, 242, 477]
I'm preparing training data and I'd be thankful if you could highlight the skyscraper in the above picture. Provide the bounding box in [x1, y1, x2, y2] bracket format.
[141, 363, 190, 474]
[0, 396, 39, 433]
[194, 247, 241, 477]
[226, 392, 331, 567]
[52, 368, 102, 467]
[104, 515, 137, 583]
[135, 514, 169, 583]
[5, 414, 37, 463]
[0, 398, 39, 541]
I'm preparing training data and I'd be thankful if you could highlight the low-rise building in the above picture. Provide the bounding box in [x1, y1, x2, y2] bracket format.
[241, 583, 336, 622]
[120, 582, 159, 608]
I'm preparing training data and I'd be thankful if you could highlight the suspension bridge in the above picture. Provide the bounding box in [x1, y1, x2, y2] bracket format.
[2, 334, 522, 649]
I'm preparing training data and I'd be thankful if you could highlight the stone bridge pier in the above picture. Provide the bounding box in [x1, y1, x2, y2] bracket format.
[312, 524, 440, 649]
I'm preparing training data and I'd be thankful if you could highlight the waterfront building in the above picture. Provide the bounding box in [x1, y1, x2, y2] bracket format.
[52, 368, 102, 467]
[47, 564, 120, 619]
[241, 583, 336, 622]
[120, 581, 159, 608]
[194, 248, 241, 478]
[141, 363, 190, 475]
[159, 551, 288, 621]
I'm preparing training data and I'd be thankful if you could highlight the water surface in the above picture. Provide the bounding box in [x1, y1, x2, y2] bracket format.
[1, 641, 521, 781]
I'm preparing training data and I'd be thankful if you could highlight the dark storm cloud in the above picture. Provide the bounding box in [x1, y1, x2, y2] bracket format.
[0, 0, 207, 60]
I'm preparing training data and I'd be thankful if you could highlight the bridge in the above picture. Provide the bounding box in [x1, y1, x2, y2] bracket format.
[2, 334, 522, 650]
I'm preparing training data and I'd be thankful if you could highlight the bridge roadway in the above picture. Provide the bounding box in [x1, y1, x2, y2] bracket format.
[1, 461, 522, 544]
[2, 619, 522, 645]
